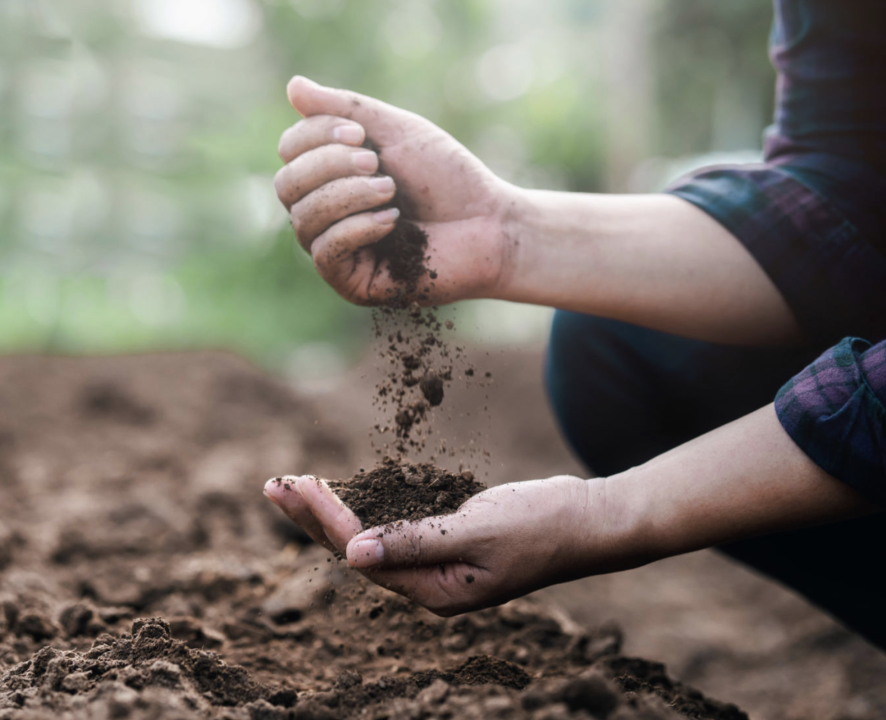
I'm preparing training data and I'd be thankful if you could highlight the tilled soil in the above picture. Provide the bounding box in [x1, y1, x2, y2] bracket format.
[0, 352, 748, 719]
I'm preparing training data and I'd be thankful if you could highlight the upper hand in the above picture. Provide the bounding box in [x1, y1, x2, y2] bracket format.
[275, 76, 521, 306]
[264, 472, 631, 617]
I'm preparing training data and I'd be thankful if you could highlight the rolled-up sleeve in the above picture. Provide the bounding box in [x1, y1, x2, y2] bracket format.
[665, 164, 886, 346]
[775, 338, 886, 506]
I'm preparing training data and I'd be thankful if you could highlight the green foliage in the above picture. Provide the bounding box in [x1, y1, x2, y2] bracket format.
[0, 0, 777, 370]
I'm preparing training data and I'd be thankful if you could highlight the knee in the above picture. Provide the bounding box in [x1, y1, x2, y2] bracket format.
[544, 310, 584, 429]
[543, 311, 662, 476]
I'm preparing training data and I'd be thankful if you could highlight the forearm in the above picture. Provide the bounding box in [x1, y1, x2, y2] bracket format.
[610, 404, 879, 566]
[497, 190, 803, 345]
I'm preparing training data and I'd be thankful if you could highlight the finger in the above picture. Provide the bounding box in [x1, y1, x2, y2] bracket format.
[263, 476, 337, 552]
[310, 209, 401, 302]
[274, 144, 379, 209]
[295, 476, 363, 551]
[346, 512, 478, 570]
[290, 175, 396, 252]
[278, 114, 365, 163]
[287, 76, 410, 144]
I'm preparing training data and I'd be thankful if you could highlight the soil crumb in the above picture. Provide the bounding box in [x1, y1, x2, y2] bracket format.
[328, 456, 485, 529]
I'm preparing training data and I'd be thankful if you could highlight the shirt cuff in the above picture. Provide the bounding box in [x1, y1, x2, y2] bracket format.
[665, 164, 886, 346]
[775, 338, 886, 506]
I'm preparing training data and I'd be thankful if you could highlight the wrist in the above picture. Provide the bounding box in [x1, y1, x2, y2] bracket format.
[485, 183, 537, 303]
[576, 472, 660, 575]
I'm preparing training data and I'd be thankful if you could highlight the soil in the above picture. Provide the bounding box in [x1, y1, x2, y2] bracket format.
[373, 219, 429, 301]
[0, 351, 751, 720]
[362, 134, 482, 457]
[327, 457, 485, 529]
[370, 305, 467, 455]
[363, 136, 431, 306]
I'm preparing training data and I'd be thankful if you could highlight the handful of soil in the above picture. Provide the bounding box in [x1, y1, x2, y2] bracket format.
[328, 457, 486, 529]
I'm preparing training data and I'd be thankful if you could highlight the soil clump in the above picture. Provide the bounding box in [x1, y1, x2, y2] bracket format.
[373, 219, 429, 301]
[327, 457, 485, 529]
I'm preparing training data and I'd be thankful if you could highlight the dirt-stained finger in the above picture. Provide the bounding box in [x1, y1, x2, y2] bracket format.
[290, 175, 396, 252]
[274, 144, 379, 209]
[309, 210, 401, 303]
[295, 476, 363, 551]
[278, 114, 365, 163]
[287, 77, 409, 146]
[263, 476, 337, 553]
[346, 511, 476, 571]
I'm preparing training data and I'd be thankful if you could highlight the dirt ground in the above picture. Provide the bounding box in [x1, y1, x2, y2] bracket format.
[0, 347, 882, 719]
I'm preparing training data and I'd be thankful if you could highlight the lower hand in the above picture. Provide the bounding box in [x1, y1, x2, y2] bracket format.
[264, 473, 634, 616]
[275, 77, 520, 306]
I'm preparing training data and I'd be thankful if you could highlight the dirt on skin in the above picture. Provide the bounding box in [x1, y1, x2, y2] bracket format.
[326, 457, 486, 529]
[0, 352, 749, 720]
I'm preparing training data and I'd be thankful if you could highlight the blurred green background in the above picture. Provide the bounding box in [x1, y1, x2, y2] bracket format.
[0, 0, 773, 377]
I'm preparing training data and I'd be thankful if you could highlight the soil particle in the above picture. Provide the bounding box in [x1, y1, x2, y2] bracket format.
[419, 372, 445, 407]
[328, 457, 485, 528]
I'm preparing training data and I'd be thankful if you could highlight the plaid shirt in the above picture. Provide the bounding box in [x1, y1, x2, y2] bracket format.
[776, 339, 886, 505]
[666, 0, 886, 503]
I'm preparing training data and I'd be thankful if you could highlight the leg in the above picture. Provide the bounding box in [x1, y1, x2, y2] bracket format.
[544, 310, 817, 476]
[545, 311, 886, 651]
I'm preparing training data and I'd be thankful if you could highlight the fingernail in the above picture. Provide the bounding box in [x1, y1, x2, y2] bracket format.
[353, 151, 378, 172]
[351, 539, 384, 568]
[369, 176, 395, 193]
[373, 207, 400, 224]
[335, 125, 365, 144]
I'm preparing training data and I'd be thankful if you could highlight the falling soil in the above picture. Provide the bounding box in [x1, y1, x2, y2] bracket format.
[327, 457, 486, 529]
[0, 352, 751, 719]
[362, 134, 493, 460]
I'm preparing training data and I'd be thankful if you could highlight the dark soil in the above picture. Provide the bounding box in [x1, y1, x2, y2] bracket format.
[327, 457, 486, 529]
[363, 136, 430, 305]
[0, 352, 750, 719]
[373, 219, 429, 301]
[371, 306, 463, 455]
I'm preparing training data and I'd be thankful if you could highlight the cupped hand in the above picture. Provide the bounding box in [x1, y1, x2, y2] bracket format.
[275, 76, 521, 306]
[263, 473, 633, 617]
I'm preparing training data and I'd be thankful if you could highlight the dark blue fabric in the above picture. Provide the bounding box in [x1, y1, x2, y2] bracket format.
[775, 338, 886, 505]
[545, 312, 886, 650]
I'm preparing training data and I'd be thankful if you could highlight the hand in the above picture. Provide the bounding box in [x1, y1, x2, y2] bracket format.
[264, 473, 637, 616]
[275, 76, 520, 306]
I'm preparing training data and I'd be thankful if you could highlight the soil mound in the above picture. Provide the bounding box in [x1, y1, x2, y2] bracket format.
[1, 617, 263, 712]
[328, 456, 485, 528]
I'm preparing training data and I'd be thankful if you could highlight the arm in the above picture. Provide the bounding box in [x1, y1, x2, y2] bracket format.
[276, 77, 803, 346]
[264, 404, 878, 617]
[619, 404, 877, 561]
[500, 191, 803, 345]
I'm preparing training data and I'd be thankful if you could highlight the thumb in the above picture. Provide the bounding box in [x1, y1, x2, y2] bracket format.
[346, 512, 476, 570]
[286, 76, 408, 142]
